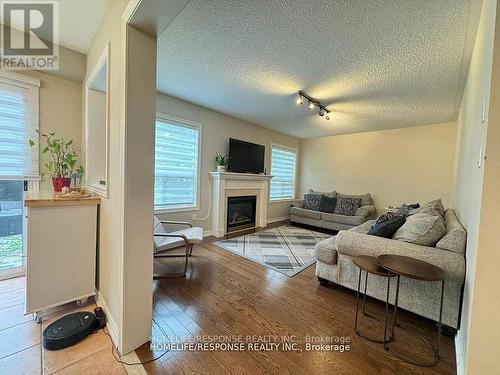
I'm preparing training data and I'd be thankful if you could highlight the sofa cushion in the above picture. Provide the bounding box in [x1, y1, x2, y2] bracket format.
[318, 195, 337, 213]
[322, 213, 365, 226]
[308, 189, 336, 198]
[411, 199, 445, 217]
[334, 196, 362, 216]
[355, 205, 376, 218]
[290, 206, 322, 220]
[338, 193, 372, 206]
[303, 193, 322, 211]
[393, 213, 446, 246]
[436, 209, 466, 255]
[349, 220, 375, 234]
[314, 236, 338, 265]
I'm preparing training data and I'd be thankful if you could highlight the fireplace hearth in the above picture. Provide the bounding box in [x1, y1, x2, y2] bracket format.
[227, 196, 257, 233]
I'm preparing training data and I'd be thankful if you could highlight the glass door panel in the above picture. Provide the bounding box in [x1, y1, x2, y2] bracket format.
[0, 180, 24, 279]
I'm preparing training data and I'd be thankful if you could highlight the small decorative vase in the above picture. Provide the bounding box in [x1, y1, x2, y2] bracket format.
[216, 165, 227, 172]
[52, 177, 71, 192]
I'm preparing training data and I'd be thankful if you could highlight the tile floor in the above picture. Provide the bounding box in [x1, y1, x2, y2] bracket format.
[0, 276, 127, 375]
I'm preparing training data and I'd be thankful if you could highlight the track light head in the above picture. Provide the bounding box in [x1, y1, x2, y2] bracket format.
[296, 92, 304, 105]
[325, 114, 330, 120]
[318, 108, 326, 117]
[307, 101, 315, 110]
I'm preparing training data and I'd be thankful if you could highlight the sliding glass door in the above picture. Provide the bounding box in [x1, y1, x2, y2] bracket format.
[0, 179, 25, 279]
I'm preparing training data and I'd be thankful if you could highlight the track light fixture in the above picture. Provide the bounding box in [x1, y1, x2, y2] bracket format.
[296, 90, 331, 120]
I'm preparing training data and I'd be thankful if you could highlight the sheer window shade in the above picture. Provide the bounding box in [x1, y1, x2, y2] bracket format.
[0, 74, 39, 180]
[270, 145, 297, 201]
[154, 118, 200, 211]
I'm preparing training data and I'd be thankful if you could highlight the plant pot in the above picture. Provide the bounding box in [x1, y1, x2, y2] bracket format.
[52, 177, 71, 192]
[216, 165, 227, 172]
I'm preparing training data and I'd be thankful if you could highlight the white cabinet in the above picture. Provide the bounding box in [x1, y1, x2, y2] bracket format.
[24, 193, 100, 316]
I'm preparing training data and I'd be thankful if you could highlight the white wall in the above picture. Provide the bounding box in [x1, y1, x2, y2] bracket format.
[155, 93, 302, 230]
[300, 122, 457, 213]
[452, 0, 496, 372]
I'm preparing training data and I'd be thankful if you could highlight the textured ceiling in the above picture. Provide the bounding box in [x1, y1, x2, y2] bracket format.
[157, 0, 477, 139]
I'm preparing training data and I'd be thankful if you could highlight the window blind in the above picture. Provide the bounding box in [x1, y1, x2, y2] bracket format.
[270, 145, 297, 201]
[0, 76, 39, 180]
[154, 118, 200, 210]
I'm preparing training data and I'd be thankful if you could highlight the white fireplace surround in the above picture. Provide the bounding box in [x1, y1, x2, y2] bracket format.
[210, 172, 273, 237]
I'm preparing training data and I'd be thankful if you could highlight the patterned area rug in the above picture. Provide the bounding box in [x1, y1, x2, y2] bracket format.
[214, 225, 331, 277]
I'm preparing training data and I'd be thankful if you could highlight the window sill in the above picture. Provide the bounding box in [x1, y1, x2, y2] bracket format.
[269, 198, 295, 204]
[154, 206, 199, 214]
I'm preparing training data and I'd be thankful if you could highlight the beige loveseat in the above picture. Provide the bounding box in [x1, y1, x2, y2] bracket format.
[290, 191, 377, 231]
[314, 208, 466, 329]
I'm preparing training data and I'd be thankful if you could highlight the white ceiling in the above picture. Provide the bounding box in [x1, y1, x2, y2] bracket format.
[5, 0, 109, 53]
[156, 0, 480, 139]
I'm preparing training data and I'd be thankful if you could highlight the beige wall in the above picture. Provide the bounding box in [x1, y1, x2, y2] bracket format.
[300, 122, 457, 213]
[453, 0, 499, 373]
[84, 0, 129, 352]
[156, 93, 302, 230]
[19, 71, 82, 191]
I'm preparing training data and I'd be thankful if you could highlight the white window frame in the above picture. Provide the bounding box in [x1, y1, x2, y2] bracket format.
[0, 71, 40, 181]
[269, 143, 297, 203]
[154, 113, 202, 214]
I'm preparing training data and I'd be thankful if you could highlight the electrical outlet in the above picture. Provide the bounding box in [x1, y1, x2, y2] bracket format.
[192, 214, 197, 220]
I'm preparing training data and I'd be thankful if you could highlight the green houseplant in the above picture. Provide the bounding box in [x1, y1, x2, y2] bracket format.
[29, 131, 84, 192]
[215, 153, 229, 172]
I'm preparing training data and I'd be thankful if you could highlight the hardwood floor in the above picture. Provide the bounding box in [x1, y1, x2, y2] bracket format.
[137, 224, 457, 374]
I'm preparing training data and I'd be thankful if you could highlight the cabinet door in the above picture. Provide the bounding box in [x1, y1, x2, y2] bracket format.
[25, 204, 97, 314]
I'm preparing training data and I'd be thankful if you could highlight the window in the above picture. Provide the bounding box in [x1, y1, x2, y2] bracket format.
[154, 116, 201, 212]
[0, 72, 40, 180]
[270, 145, 297, 201]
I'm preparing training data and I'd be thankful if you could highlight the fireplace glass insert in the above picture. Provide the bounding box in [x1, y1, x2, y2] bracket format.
[226, 196, 257, 233]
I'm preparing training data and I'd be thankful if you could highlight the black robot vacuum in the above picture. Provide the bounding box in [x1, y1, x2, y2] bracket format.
[42, 307, 106, 350]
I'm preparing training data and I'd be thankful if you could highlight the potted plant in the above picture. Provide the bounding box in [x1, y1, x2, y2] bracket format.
[29, 131, 84, 192]
[215, 153, 229, 172]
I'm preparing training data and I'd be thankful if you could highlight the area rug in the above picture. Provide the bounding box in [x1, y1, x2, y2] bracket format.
[214, 225, 331, 277]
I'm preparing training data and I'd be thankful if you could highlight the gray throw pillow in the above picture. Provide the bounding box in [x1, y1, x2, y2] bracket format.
[334, 197, 362, 216]
[393, 213, 446, 246]
[318, 195, 337, 213]
[337, 193, 371, 206]
[308, 189, 336, 198]
[411, 199, 445, 217]
[303, 194, 322, 211]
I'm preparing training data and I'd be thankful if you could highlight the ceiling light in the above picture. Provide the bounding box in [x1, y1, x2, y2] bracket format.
[307, 101, 315, 110]
[296, 93, 303, 105]
[318, 108, 325, 117]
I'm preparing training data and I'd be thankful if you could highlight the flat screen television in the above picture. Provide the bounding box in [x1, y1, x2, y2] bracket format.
[227, 138, 265, 174]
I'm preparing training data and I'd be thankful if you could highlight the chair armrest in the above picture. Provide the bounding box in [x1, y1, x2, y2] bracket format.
[355, 205, 376, 218]
[154, 232, 189, 243]
[159, 220, 192, 227]
[335, 230, 465, 282]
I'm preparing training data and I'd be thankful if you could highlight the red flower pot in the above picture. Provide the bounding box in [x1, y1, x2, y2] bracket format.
[52, 177, 71, 192]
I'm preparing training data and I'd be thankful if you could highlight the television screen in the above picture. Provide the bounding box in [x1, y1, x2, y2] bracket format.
[228, 138, 265, 174]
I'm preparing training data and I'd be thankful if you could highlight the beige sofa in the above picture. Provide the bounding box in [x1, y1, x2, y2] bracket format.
[290, 191, 377, 231]
[314, 208, 466, 329]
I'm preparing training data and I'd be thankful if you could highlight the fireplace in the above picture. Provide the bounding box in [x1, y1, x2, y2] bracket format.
[227, 196, 257, 233]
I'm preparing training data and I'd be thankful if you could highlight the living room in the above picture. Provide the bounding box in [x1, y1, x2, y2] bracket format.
[0, 0, 499, 374]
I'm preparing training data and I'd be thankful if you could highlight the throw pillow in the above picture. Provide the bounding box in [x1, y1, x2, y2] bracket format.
[393, 214, 447, 246]
[303, 193, 322, 211]
[367, 212, 406, 238]
[337, 193, 371, 206]
[411, 199, 444, 217]
[334, 196, 362, 216]
[318, 195, 337, 213]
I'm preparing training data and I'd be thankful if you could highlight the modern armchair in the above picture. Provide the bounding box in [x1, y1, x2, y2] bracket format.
[153, 217, 203, 279]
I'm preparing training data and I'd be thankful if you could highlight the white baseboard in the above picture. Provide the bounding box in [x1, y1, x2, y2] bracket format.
[455, 332, 466, 375]
[203, 229, 215, 237]
[267, 216, 290, 224]
[95, 292, 119, 350]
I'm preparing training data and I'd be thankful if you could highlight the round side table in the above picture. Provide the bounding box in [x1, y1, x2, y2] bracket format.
[352, 255, 397, 343]
[377, 254, 445, 367]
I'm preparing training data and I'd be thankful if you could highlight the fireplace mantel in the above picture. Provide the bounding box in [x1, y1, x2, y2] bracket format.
[210, 172, 273, 237]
